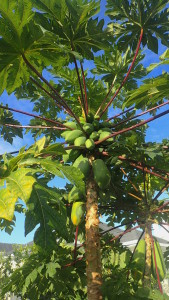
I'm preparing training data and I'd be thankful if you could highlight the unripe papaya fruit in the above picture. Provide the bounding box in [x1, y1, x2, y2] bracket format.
[94, 114, 100, 120]
[92, 159, 111, 189]
[152, 239, 166, 281]
[98, 128, 112, 133]
[92, 120, 100, 130]
[99, 131, 114, 142]
[131, 239, 146, 280]
[89, 131, 100, 141]
[83, 123, 94, 135]
[73, 155, 90, 178]
[86, 112, 94, 123]
[71, 202, 85, 226]
[74, 136, 86, 147]
[68, 186, 84, 203]
[64, 130, 84, 144]
[61, 130, 71, 139]
[85, 138, 95, 150]
[63, 121, 77, 130]
[79, 116, 86, 124]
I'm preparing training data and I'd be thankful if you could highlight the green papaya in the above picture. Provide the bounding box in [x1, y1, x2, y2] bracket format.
[152, 239, 166, 281]
[61, 130, 71, 139]
[94, 114, 100, 120]
[98, 128, 112, 133]
[71, 202, 85, 226]
[92, 159, 111, 189]
[68, 186, 84, 203]
[79, 116, 86, 124]
[89, 131, 100, 141]
[74, 136, 86, 147]
[99, 131, 114, 142]
[64, 130, 84, 144]
[92, 120, 100, 130]
[63, 121, 77, 130]
[85, 138, 95, 150]
[86, 112, 94, 123]
[132, 239, 146, 280]
[73, 155, 90, 178]
[83, 123, 94, 135]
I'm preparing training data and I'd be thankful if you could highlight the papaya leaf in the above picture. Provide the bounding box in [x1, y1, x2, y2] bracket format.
[0, 188, 18, 221]
[6, 168, 36, 203]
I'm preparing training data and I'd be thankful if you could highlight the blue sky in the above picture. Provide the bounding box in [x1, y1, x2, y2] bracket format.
[0, 0, 169, 244]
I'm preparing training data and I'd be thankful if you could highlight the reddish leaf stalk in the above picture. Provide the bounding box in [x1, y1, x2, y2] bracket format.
[80, 62, 88, 114]
[95, 108, 169, 145]
[150, 230, 163, 294]
[152, 182, 169, 202]
[95, 75, 117, 117]
[62, 257, 84, 269]
[160, 222, 169, 227]
[109, 225, 140, 243]
[152, 202, 169, 214]
[106, 107, 135, 122]
[0, 104, 73, 130]
[30, 76, 72, 115]
[100, 28, 143, 118]
[101, 220, 137, 236]
[3, 124, 68, 130]
[118, 156, 169, 178]
[112, 100, 169, 129]
[72, 56, 87, 119]
[23, 54, 85, 132]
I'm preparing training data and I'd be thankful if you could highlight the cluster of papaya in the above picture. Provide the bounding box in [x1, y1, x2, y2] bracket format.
[132, 238, 166, 281]
[69, 158, 111, 225]
[61, 113, 113, 152]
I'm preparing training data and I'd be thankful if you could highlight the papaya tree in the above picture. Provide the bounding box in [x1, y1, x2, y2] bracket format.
[0, 0, 169, 299]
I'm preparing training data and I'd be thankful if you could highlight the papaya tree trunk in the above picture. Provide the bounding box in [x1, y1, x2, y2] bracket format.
[143, 222, 152, 288]
[85, 174, 103, 300]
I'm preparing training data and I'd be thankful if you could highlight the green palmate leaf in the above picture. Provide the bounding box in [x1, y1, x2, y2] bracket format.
[0, 188, 18, 221]
[6, 168, 36, 203]
[25, 184, 68, 248]
[124, 73, 169, 108]
[106, 0, 169, 53]
[33, 0, 109, 60]
[147, 49, 169, 72]
[0, 106, 23, 143]
[61, 165, 85, 194]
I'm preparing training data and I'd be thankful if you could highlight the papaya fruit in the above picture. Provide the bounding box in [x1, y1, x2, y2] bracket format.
[73, 155, 90, 178]
[64, 130, 84, 144]
[63, 121, 77, 130]
[85, 138, 95, 150]
[74, 136, 86, 147]
[132, 239, 146, 280]
[92, 120, 100, 130]
[92, 159, 111, 189]
[83, 123, 94, 135]
[79, 116, 86, 124]
[152, 239, 166, 281]
[61, 130, 71, 139]
[71, 202, 85, 226]
[98, 128, 112, 133]
[99, 131, 114, 142]
[68, 186, 84, 203]
[89, 131, 100, 141]
[86, 112, 94, 123]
